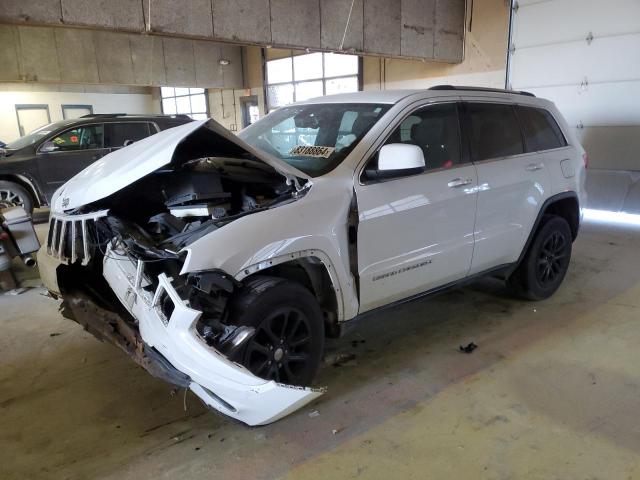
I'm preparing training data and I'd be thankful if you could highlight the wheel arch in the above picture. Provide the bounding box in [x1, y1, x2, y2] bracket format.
[236, 250, 344, 337]
[0, 173, 46, 207]
[542, 193, 580, 240]
[511, 191, 580, 274]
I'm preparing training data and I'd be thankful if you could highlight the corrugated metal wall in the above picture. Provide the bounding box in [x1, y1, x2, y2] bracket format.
[508, 0, 640, 171]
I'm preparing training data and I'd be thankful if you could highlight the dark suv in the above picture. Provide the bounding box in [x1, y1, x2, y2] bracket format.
[0, 114, 193, 213]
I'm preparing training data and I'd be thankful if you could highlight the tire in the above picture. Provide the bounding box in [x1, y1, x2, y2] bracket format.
[0, 180, 34, 214]
[230, 276, 324, 386]
[509, 215, 572, 300]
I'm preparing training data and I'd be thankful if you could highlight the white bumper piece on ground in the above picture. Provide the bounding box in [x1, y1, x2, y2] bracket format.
[101, 245, 323, 426]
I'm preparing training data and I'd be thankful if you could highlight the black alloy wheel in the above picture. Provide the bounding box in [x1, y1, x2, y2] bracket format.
[536, 230, 568, 286]
[244, 306, 313, 384]
[509, 215, 573, 300]
[231, 276, 324, 386]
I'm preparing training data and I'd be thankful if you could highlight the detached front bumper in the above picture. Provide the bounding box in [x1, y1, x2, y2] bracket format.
[38, 243, 323, 426]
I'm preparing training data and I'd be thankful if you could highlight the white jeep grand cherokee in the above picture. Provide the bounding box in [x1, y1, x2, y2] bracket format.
[38, 86, 586, 425]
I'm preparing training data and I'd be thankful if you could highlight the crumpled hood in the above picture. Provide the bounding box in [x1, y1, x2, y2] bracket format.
[52, 119, 309, 212]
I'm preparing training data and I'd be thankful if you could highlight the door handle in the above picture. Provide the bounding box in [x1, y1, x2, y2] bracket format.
[525, 162, 544, 171]
[447, 178, 473, 188]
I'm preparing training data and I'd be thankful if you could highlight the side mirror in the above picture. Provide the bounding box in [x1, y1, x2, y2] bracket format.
[123, 139, 135, 147]
[39, 141, 57, 153]
[375, 143, 425, 178]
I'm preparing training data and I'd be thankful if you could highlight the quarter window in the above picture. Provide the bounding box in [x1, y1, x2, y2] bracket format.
[49, 125, 104, 151]
[466, 103, 523, 161]
[383, 103, 461, 171]
[516, 106, 566, 152]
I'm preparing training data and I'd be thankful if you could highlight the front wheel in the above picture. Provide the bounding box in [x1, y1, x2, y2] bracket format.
[0, 180, 34, 214]
[509, 215, 573, 300]
[230, 276, 324, 386]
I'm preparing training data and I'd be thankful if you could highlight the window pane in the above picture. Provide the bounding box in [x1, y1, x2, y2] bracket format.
[190, 94, 207, 113]
[162, 98, 177, 114]
[293, 52, 323, 81]
[516, 106, 566, 152]
[174, 87, 190, 96]
[267, 83, 294, 109]
[160, 87, 174, 97]
[295, 80, 323, 102]
[51, 125, 104, 151]
[176, 95, 191, 114]
[385, 103, 461, 171]
[325, 76, 358, 95]
[267, 57, 293, 84]
[324, 53, 358, 77]
[248, 105, 260, 124]
[189, 87, 205, 94]
[104, 122, 149, 148]
[467, 103, 524, 161]
[191, 113, 208, 120]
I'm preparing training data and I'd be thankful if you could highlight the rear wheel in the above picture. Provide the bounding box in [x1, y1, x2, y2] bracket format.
[0, 181, 34, 213]
[231, 276, 324, 386]
[509, 215, 572, 300]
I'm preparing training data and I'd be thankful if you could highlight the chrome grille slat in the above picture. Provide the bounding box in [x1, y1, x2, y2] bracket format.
[45, 210, 109, 265]
[71, 221, 77, 264]
[57, 220, 67, 259]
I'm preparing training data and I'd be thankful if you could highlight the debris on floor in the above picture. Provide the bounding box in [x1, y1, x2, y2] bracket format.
[331, 353, 358, 367]
[49, 332, 63, 337]
[459, 342, 478, 354]
[308, 410, 320, 418]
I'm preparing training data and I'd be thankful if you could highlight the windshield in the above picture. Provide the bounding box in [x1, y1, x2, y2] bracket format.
[5, 120, 75, 150]
[238, 103, 391, 177]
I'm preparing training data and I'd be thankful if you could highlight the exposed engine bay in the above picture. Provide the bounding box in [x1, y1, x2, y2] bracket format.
[57, 141, 306, 366]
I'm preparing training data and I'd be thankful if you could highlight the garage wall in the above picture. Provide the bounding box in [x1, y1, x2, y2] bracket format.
[363, 0, 509, 90]
[0, 83, 159, 142]
[0, 24, 244, 89]
[207, 46, 266, 132]
[0, 0, 467, 63]
[508, 0, 640, 171]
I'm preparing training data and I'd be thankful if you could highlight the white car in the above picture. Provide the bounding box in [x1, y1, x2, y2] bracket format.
[37, 86, 586, 425]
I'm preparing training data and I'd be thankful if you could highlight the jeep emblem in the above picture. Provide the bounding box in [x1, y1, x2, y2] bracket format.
[61, 197, 70, 208]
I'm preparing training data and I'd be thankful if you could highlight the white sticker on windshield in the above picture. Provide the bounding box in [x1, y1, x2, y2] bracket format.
[289, 145, 335, 158]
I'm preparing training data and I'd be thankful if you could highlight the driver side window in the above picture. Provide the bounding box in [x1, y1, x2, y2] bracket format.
[375, 103, 462, 173]
[49, 124, 104, 152]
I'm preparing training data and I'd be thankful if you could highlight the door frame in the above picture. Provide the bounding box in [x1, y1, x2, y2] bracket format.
[239, 95, 259, 128]
[15, 104, 51, 137]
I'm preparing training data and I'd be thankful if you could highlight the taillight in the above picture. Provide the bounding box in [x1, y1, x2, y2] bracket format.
[582, 152, 589, 169]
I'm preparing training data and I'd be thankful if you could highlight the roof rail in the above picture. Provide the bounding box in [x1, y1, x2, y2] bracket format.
[80, 113, 127, 118]
[428, 85, 536, 97]
[80, 113, 193, 119]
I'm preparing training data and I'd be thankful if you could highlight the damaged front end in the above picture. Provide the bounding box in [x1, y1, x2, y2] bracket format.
[39, 120, 322, 425]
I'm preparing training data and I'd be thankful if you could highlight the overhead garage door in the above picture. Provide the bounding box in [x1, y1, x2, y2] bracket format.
[507, 0, 640, 171]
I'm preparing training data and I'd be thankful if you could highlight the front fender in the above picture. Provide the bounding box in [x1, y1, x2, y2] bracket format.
[180, 179, 359, 320]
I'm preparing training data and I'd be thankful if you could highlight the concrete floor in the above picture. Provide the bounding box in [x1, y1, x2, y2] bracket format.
[2, 218, 640, 479]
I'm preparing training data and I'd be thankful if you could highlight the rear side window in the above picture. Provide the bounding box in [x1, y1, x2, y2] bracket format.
[104, 122, 150, 148]
[516, 106, 567, 152]
[465, 103, 523, 161]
